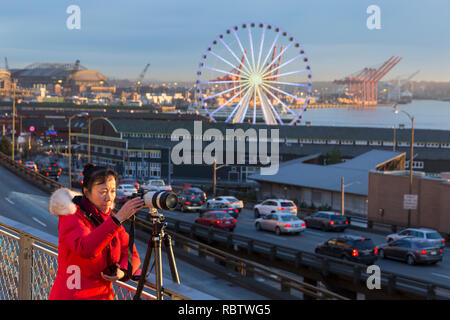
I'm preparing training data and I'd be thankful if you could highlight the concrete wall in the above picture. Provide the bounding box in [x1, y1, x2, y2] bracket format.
[368, 171, 450, 234]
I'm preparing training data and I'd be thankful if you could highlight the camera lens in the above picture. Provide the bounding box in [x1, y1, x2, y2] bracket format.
[143, 191, 178, 211]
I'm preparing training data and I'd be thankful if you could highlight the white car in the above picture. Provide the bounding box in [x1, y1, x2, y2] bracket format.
[254, 199, 297, 218]
[255, 213, 306, 235]
[206, 196, 244, 212]
[386, 228, 445, 249]
[117, 184, 138, 197]
[141, 179, 172, 192]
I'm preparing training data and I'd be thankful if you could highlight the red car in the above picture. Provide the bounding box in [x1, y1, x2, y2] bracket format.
[195, 211, 237, 232]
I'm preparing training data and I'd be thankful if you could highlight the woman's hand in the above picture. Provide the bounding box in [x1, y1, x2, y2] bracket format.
[115, 197, 145, 223]
[101, 264, 125, 282]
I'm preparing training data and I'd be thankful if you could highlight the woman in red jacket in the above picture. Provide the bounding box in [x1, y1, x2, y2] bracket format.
[48, 164, 144, 300]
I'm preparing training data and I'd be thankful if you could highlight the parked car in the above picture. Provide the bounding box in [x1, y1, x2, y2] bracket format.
[201, 201, 240, 218]
[386, 228, 445, 249]
[315, 235, 378, 265]
[25, 161, 38, 172]
[195, 211, 237, 232]
[378, 237, 444, 265]
[304, 211, 349, 232]
[255, 213, 306, 236]
[141, 179, 172, 192]
[206, 196, 244, 212]
[117, 184, 138, 197]
[254, 199, 297, 218]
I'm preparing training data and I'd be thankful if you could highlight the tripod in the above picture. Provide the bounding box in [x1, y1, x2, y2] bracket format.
[133, 208, 180, 300]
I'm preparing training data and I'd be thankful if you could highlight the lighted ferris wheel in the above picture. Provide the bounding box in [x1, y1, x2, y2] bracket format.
[196, 22, 312, 125]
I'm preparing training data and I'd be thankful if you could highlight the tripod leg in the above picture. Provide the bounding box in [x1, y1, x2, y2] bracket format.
[154, 235, 163, 300]
[133, 237, 154, 300]
[163, 234, 180, 284]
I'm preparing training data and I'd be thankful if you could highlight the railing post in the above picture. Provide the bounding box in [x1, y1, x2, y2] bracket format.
[280, 278, 290, 294]
[294, 252, 302, 268]
[19, 234, 33, 300]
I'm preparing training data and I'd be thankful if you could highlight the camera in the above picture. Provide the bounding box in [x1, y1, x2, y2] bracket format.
[131, 189, 178, 211]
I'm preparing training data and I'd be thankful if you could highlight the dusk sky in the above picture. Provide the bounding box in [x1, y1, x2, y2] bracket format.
[2, 0, 449, 82]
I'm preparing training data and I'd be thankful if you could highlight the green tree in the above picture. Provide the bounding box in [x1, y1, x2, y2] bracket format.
[0, 136, 12, 156]
[327, 146, 342, 165]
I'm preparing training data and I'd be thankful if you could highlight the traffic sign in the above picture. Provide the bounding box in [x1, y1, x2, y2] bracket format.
[403, 194, 418, 210]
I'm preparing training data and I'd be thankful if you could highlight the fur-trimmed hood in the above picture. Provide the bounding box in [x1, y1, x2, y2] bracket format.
[49, 188, 82, 216]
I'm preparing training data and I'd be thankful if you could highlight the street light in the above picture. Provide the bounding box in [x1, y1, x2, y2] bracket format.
[340, 177, 361, 216]
[393, 104, 415, 227]
[213, 159, 228, 197]
[68, 112, 89, 188]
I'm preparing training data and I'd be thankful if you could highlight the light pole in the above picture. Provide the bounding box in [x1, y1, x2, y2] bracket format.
[68, 112, 89, 188]
[340, 177, 361, 216]
[393, 104, 415, 227]
[213, 159, 227, 197]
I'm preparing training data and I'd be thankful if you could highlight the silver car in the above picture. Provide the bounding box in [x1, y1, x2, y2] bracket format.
[255, 213, 306, 236]
[387, 228, 445, 249]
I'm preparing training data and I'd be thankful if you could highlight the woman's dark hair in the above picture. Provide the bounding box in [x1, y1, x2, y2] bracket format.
[82, 163, 118, 195]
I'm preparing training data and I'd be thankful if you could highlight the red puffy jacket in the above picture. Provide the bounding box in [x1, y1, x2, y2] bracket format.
[48, 188, 141, 300]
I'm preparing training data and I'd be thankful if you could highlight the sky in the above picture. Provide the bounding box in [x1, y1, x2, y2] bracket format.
[1, 0, 450, 82]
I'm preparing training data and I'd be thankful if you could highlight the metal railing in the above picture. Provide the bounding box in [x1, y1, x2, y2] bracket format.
[0, 221, 187, 300]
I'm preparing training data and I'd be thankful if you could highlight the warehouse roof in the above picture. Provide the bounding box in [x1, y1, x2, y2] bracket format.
[248, 150, 406, 196]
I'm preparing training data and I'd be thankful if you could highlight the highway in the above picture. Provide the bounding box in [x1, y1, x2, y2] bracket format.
[161, 207, 450, 287]
[0, 165, 267, 300]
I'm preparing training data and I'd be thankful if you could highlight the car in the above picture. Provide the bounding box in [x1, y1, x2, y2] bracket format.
[25, 161, 38, 172]
[386, 228, 445, 249]
[201, 201, 240, 218]
[141, 179, 172, 192]
[177, 191, 204, 212]
[39, 162, 62, 180]
[117, 184, 138, 197]
[114, 189, 129, 205]
[255, 213, 306, 236]
[315, 235, 378, 265]
[304, 211, 349, 232]
[195, 211, 237, 232]
[206, 196, 244, 212]
[253, 199, 297, 218]
[176, 187, 207, 203]
[378, 237, 444, 265]
[120, 178, 140, 191]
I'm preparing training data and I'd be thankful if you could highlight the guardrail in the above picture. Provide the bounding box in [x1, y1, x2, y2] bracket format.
[0, 220, 188, 300]
[134, 217, 348, 300]
[160, 215, 450, 300]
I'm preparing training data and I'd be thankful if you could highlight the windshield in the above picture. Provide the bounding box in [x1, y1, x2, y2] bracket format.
[352, 239, 375, 250]
[280, 201, 295, 207]
[280, 215, 300, 222]
[214, 213, 230, 219]
[151, 181, 165, 186]
[331, 215, 347, 221]
[426, 232, 442, 240]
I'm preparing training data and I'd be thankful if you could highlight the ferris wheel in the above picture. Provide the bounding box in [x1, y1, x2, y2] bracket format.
[196, 22, 312, 125]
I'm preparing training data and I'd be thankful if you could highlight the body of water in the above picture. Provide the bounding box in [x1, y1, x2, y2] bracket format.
[300, 100, 450, 130]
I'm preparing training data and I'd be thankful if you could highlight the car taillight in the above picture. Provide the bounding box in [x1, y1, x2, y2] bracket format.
[330, 221, 334, 225]
[200, 201, 203, 204]
[301, 223, 306, 227]
[58, 172, 60, 175]
[374, 247, 378, 255]
[352, 249, 359, 257]
[234, 219, 237, 223]
[216, 220, 220, 224]
[191, 196, 195, 199]
[443, 239, 446, 244]
[345, 221, 349, 225]
[278, 207, 285, 211]
[440, 249, 443, 254]
[234, 209, 238, 213]
[46, 172, 49, 176]
[421, 250, 427, 255]
[285, 224, 292, 228]
[185, 202, 191, 205]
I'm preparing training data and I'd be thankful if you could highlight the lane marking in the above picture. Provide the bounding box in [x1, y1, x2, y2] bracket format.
[5, 198, 15, 205]
[32, 217, 47, 227]
[432, 273, 450, 280]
